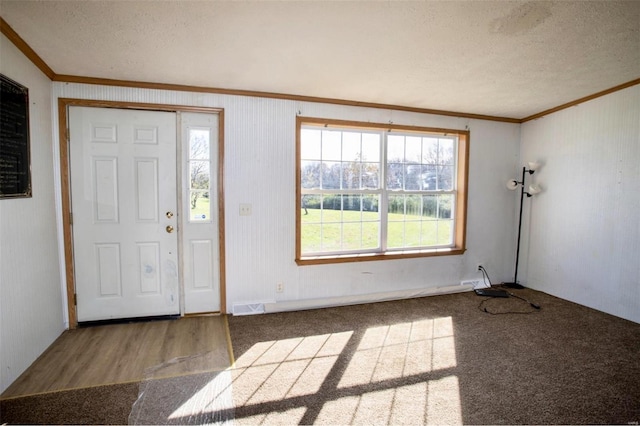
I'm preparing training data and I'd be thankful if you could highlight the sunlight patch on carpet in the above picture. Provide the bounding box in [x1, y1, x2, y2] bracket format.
[426, 376, 462, 424]
[315, 377, 462, 424]
[231, 331, 352, 405]
[224, 316, 462, 424]
[167, 370, 234, 423]
[338, 316, 456, 388]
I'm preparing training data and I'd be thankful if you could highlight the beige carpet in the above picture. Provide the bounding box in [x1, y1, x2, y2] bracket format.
[227, 288, 640, 425]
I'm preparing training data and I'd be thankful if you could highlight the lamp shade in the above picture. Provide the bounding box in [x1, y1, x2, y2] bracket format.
[528, 184, 542, 195]
[506, 179, 519, 190]
[528, 161, 541, 171]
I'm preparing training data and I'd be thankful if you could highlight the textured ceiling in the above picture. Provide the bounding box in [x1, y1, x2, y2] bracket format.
[1, 0, 638, 119]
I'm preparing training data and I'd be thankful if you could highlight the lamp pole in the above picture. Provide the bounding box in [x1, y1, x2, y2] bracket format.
[504, 166, 528, 289]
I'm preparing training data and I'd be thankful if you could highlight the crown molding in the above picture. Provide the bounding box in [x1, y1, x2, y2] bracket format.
[0, 17, 55, 80]
[52, 74, 520, 123]
[521, 78, 640, 122]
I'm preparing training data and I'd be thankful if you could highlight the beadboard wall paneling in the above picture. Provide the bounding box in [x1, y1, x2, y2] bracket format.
[520, 85, 640, 323]
[0, 34, 64, 393]
[52, 82, 520, 319]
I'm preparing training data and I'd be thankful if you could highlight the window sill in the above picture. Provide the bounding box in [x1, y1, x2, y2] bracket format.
[296, 247, 465, 266]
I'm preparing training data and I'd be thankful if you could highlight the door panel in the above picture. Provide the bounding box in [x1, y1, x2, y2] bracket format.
[181, 112, 221, 313]
[70, 107, 179, 322]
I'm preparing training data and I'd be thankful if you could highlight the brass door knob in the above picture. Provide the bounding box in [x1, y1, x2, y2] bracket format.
[166, 211, 174, 219]
[166, 225, 174, 233]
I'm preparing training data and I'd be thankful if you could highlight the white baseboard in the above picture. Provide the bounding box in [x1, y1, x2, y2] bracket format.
[262, 283, 474, 314]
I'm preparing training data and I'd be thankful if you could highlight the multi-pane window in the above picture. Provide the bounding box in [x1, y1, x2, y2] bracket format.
[296, 117, 469, 265]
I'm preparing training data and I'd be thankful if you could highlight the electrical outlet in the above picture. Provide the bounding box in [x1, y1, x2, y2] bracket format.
[477, 263, 483, 271]
[239, 203, 252, 216]
[461, 279, 486, 289]
[276, 282, 284, 293]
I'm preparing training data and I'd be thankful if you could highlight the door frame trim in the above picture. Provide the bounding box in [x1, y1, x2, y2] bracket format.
[58, 98, 227, 328]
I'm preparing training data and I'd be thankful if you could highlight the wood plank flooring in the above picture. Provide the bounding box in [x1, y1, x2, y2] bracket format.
[1, 315, 232, 399]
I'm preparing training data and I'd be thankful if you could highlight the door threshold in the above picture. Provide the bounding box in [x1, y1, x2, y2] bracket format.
[78, 314, 180, 328]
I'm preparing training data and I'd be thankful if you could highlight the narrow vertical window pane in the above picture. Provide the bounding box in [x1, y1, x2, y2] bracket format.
[362, 163, 379, 189]
[438, 138, 455, 165]
[190, 191, 210, 221]
[422, 137, 439, 164]
[362, 221, 380, 249]
[362, 195, 381, 249]
[438, 165, 454, 190]
[362, 133, 381, 162]
[190, 161, 210, 189]
[406, 194, 421, 217]
[301, 223, 322, 253]
[387, 220, 405, 248]
[405, 164, 421, 190]
[423, 195, 438, 218]
[321, 223, 342, 251]
[341, 162, 361, 189]
[388, 195, 406, 221]
[387, 162, 403, 189]
[421, 165, 438, 190]
[438, 194, 453, 219]
[420, 220, 438, 246]
[422, 194, 451, 246]
[301, 161, 321, 189]
[341, 194, 362, 221]
[342, 132, 361, 161]
[301, 129, 321, 160]
[321, 131, 342, 161]
[342, 222, 362, 250]
[189, 129, 211, 223]
[321, 162, 341, 189]
[405, 136, 422, 162]
[437, 220, 453, 245]
[301, 194, 321, 214]
[387, 135, 404, 162]
[190, 130, 210, 159]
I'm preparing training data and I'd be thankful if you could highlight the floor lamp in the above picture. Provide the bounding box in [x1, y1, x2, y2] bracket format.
[503, 162, 542, 289]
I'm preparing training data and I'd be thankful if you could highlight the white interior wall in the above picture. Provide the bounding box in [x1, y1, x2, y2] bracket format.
[52, 83, 520, 318]
[0, 34, 64, 393]
[520, 85, 640, 324]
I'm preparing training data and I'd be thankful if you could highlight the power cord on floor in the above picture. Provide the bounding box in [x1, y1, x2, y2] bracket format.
[477, 266, 541, 314]
[478, 266, 493, 288]
[478, 297, 539, 315]
[507, 291, 541, 310]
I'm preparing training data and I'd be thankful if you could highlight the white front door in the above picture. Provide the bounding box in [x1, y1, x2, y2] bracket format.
[69, 107, 179, 322]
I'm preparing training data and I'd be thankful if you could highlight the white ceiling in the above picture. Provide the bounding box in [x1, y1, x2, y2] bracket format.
[1, 0, 638, 120]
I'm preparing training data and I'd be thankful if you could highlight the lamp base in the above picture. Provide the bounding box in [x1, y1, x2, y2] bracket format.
[503, 282, 525, 289]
